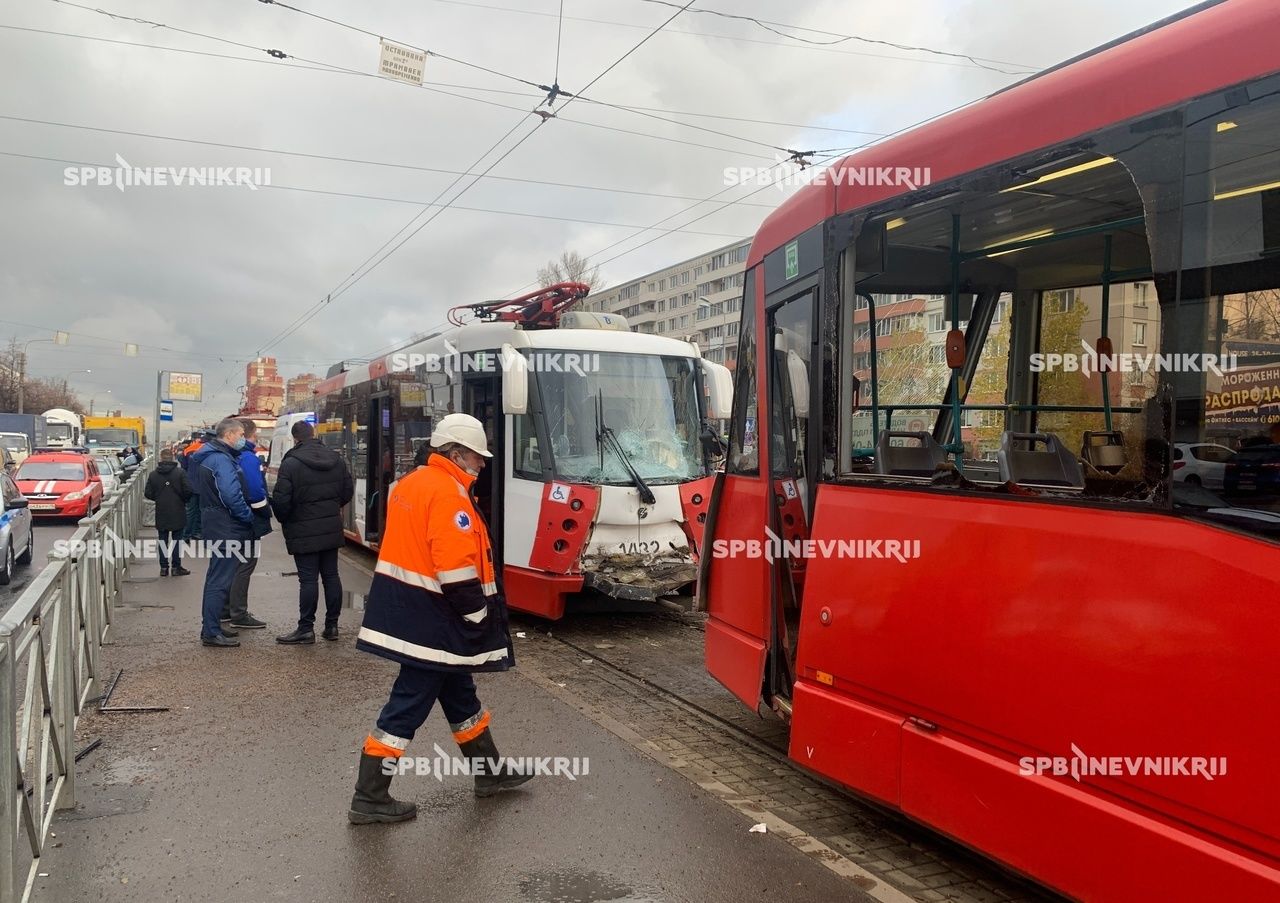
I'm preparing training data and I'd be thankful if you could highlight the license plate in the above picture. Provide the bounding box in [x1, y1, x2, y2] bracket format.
[31, 503, 56, 511]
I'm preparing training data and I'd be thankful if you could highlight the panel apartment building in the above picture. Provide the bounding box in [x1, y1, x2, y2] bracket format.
[583, 239, 751, 369]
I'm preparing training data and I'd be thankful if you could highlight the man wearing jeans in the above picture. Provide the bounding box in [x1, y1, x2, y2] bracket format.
[189, 418, 254, 648]
[270, 420, 354, 645]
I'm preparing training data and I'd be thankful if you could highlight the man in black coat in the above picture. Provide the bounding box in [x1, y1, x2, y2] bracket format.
[270, 420, 355, 645]
[144, 448, 193, 577]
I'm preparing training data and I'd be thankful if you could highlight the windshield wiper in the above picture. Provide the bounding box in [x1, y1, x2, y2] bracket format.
[595, 392, 656, 505]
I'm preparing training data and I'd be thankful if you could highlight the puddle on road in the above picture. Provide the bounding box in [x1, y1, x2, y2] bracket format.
[518, 868, 658, 903]
[101, 755, 154, 785]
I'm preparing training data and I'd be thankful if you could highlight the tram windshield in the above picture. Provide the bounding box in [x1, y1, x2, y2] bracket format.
[529, 351, 706, 484]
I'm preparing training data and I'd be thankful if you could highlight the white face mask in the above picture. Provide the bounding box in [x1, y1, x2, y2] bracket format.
[453, 453, 480, 478]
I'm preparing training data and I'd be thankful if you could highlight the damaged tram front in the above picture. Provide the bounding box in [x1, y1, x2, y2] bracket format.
[311, 283, 734, 618]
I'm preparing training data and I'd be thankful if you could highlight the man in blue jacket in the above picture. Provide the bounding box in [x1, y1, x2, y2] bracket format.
[191, 418, 255, 648]
[179, 430, 211, 540]
[221, 418, 271, 630]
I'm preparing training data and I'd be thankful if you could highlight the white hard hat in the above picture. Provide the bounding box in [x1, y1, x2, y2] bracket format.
[430, 413, 492, 457]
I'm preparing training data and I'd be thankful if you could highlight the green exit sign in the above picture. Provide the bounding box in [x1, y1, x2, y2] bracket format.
[784, 240, 799, 280]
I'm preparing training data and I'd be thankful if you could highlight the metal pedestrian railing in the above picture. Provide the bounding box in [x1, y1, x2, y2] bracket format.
[1, 458, 153, 903]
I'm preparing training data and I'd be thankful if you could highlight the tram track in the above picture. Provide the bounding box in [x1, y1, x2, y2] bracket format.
[523, 611, 1061, 903]
[340, 543, 1057, 902]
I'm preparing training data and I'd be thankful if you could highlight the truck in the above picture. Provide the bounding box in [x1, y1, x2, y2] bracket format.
[0, 413, 48, 465]
[41, 408, 81, 448]
[82, 415, 147, 458]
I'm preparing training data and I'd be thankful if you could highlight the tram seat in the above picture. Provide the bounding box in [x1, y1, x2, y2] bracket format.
[1080, 430, 1127, 474]
[875, 431, 947, 478]
[998, 432, 1085, 489]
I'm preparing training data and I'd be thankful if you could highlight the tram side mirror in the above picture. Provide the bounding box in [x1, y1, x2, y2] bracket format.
[699, 358, 734, 420]
[854, 221, 889, 279]
[500, 344, 528, 415]
[786, 349, 810, 418]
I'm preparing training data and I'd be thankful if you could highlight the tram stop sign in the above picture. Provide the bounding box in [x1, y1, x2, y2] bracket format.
[160, 400, 174, 422]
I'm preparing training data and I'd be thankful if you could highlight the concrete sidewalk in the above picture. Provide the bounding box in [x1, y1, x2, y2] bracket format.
[37, 532, 871, 903]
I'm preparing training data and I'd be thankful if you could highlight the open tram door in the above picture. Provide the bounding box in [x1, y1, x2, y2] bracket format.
[463, 368, 504, 569]
[365, 393, 394, 544]
[702, 228, 823, 715]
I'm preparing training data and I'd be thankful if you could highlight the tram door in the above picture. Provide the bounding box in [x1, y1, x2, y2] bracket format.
[366, 393, 394, 544]
[340, 400, 359, 536]
[463, 373, 503, 568]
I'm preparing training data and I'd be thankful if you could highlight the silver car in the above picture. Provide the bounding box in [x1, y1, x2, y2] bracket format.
[0, 471, 34, 585]
[94, 454, 121, 496]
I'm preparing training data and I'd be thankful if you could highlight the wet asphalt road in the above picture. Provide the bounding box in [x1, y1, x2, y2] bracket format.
[34, 534, 876, 903]
[0, 519, 80, 613]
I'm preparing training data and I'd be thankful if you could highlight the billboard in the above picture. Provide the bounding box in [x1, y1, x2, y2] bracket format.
[166, 371, 203, 403]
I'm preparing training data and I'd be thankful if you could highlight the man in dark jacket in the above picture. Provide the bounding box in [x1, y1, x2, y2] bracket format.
[179, 432, 208, 540]
[191, 418, 255, 648]
[270, 420, 354, 645]
[144, 448, 192, 577]
[221, 418, 272, 630]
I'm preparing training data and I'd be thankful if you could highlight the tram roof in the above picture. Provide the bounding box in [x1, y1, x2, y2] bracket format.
[749, 0, 1280, 267]
[314, 321, 700, 396]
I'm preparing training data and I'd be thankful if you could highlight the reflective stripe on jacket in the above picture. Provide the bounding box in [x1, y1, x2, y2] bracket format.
[356, 453, 513, 673]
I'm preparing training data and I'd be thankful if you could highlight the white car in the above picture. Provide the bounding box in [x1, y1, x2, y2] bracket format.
[93, 454, 121, 495]
[0, 471, 34, 584]
[1172, 442, 1235, 490]
[0, 432, 30, 469]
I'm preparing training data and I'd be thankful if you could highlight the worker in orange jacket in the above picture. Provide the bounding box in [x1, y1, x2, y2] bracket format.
[349, 413, 527, 824]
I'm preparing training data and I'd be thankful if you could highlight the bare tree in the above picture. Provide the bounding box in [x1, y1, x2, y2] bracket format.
[537, 250, 600, 291]
[1225, 290, 1280, 341]
[0, 336, 87, 414]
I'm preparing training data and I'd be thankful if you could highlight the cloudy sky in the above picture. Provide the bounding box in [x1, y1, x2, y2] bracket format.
[1, 0, 1200, 433]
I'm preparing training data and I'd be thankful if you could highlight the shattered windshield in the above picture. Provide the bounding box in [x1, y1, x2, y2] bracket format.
[533, 351, 705, 484]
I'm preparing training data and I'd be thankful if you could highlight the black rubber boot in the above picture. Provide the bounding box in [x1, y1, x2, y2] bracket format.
[348, 753, 417, 824]
[458, 727, 535, 798]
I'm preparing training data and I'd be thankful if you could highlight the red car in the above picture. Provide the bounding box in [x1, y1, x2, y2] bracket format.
[15, 452, 105, 518]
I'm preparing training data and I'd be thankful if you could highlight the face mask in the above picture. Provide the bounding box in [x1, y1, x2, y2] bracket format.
[453, 453, 479, 477]
[232, 437, 246, 451]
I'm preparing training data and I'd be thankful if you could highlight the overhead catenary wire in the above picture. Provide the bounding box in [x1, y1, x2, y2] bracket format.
[15, 16, 781, 163]
[632, 0, 1034, 74]
[254, 0, 828, 160]
[499, 90, 999, 302]
[240, 0, 704, 365]
[0, 25, 891, 138]
[418, 0, 1036, 72]
[554, 0, 565, 86]
[0, 149, 752, 239]
[0, 116, 776, 208]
